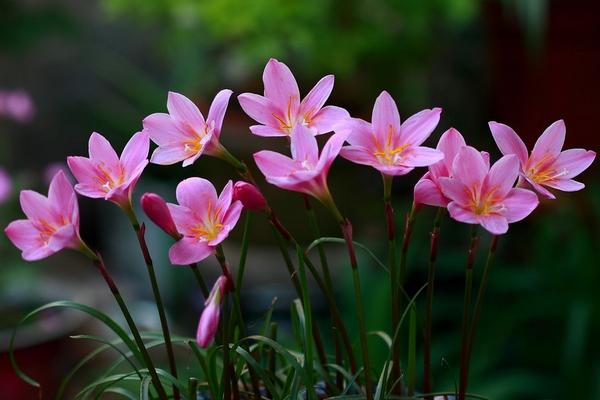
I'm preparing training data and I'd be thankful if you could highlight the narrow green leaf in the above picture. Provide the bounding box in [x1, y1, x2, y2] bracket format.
[306, 237, 388, 273]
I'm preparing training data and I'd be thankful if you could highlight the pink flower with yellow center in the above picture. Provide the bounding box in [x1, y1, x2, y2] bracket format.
[67, 131, 149, 208]
[439, 146, 539, 235]
[144, 90, 232, 167]
[238, 58, 349, 137]
[167, 178, 242, 265]
[339, 91, 443, 176]
[489, 120, 596, 199]
[5, 171, 81, 261]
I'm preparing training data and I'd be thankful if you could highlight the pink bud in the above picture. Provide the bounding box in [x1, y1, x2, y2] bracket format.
[141, 193, 179, 238]
[196, 301, 220, 347]
[233, 181, 266, 211]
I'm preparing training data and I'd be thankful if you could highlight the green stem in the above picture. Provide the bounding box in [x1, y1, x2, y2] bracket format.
[458, 227, 479, 400]
[89, 252, 168, 400]
[423, 208, 444, 399]
[297, 245, 317, 400]
[341, 220, 373, 400]
[189, 263, 209, 298]
[222, 294, 232, 400]
[126, 207, 179, 400]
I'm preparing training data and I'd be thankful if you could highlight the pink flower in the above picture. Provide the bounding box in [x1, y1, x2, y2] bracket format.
[167, 178, 243, 265]
[141, 193, 180, 239]
[233, 181, 267, 211]
[253, 124, 348, 202]
[5, 171, 81, 261]
[238, 58, 349, 137]
[489, 120, 596, 199]
[439, 146, 539, 235]
[414, 128, 489, 207]
[339, 91, 443, 176]
[196, 275, 229, 347]
[67, 131, 149, 208]
[0, 167, 12, 204]
[143, 90, 233, 166]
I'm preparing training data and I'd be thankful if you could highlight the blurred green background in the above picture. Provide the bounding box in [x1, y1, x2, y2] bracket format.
[1, 0, 598, 398]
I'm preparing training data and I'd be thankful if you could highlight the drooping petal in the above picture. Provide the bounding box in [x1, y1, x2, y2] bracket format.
[401, 146, 444, 167]
[400, 108, 442, 147]
[488, 122, 528, 165]
[206, 89, 233, 137]
[372, 91, 401, 144]
[291, 124, 319, 165]
[483, 154, 519, 199]
[480, 214, 509, 235]
[530, 119, 566, 164]
[437, 128, 466, 171]
[447, 202, 479, 223]
[88, 132, 119, 166]
[544, 179, 585, 192]
[254, 151, 296, 178]
[414, 177, 447, 207]
[143, 113, 185, 145]
[169, 237, 213, 265]
[262, 58, 300, 115]
[309, 106, 350, 135]
[502, 188, 539, 223]
[552, 149, 596, 179]
[167, 91, 205, 132]
[300, 75, 334, 118]
[452, 146, 488, 187]
[237, 93, 280, 127]
[121, 131, 150, 173]
[176, 177, 218, 211]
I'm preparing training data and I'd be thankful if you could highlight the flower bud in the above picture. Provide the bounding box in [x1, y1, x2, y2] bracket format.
[196, 275, 229, 348]
[141, 193, 179, 239]
[233, 181, 266, 211]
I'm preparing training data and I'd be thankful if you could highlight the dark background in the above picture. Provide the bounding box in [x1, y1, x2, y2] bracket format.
[1, 0, 598, 398]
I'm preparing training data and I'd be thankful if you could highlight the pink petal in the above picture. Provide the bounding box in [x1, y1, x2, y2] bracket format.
[209, 201, 243, 246]
[452, 146, 488, 187]
[525, 177, 556, 199]
[343, 118, 376, 149]
[181, 148, 204, 167]
[216, 180, 234, 212]
[143, 113, 185, 146]
[480, 214, 509, 235]
[447, 202, 479, 223]
[150, 145, 189, 165]
[291, 124, 319, 165]
[315, 131, 348, 172]
[196, 302, 220, 347]
[489, 121, 528, 165]
[237, 93, 279, 127]
[376, 165, 414, 176]
[167, 91, 205, 132]
[73, 183, 106, 199]
[502, 188, 539, 223]
[414, 177, 448, 207]
[67, 156, 97, 185]
[169, 237, 213, 265]
[530, 119, 566, 164]
[48, 224, 78, 251]
[262, 58, 300, 115]
[437, 128, 466, 171]
[88, 132, 119, 166]
[339, 146, 377, 167]
[438, 177, 470, 206]
[167, 203, 195, 236]
[48, 170, 77, 219]
[553, 149, 596, 179]
[206, 89, 233, 137]
[372, 91, 401, 144]
[5, 219, 41, 253]
[400, 107, 442, 147]
[309, 106, 350, 135]
[402, 146, 444, 167]
[176, 177, 218, 211]
[300, 75, 334, 118]
[121, 131, 149, 173]
[22, 246, 56, 262]
[544, 179, 585, 192]
[249, 125, 287, 137]
[19, 190, 52, 222]
[254, 150, 296, 178]
[483, 154, 519, 200]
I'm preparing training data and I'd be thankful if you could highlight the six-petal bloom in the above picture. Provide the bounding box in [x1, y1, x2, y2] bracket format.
[414, 128, 489, 208]
[5, 171, 81, 261]
[489, 120, 596, 199]
[340, 91, 444, 176]
[167, 178, 243, 265]
[439, 146, 539, 235]
[254, 124, 348, 202]
[144, 90, 233, 166]
[67, 131, 149, 208]
[238, 58, 349, 137]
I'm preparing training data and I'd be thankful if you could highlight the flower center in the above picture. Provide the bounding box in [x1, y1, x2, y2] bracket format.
[95, 163, 125, 193]
[34, 219, 59, 245]
[466, 186, 505, 216]
[190, 201, 223, 241]
[272, 96, 302, 134]
[525, 153, 568, 184]
[373, 125, 409, 165]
